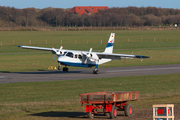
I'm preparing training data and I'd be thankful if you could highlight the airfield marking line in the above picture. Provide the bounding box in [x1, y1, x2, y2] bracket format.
[107, 67, 180, 73]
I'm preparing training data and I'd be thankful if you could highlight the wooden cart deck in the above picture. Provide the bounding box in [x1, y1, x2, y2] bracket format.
[80, 91, 139, 104]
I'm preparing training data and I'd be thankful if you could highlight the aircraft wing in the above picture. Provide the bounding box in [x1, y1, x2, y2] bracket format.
[18, 45, 62, 54]
[96, 53, 150, 60]
[18, 45, 55, 51]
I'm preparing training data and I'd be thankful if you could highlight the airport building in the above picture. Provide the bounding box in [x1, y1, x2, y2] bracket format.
[68, 6, 109, 15]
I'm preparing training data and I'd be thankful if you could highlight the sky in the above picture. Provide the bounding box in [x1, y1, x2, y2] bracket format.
[1, 0, 180, 9]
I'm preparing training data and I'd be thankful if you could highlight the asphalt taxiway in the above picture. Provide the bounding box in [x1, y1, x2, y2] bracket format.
[0, 64, 180, 83]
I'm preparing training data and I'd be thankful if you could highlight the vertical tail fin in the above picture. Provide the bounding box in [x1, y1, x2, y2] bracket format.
[104, 33, 115, 53]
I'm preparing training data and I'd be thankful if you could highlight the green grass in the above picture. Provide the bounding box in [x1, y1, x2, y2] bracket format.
[0, 74, 180, 120]
[0, 30, 180, 53]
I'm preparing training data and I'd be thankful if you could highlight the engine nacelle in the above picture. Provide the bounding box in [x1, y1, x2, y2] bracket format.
[90, 53, 99, 62]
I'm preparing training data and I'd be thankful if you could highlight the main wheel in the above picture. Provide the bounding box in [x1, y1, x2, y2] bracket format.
[96, 70, 99, 74]
[87, 112, 94, 119]
[63, 67, 66, 72]
[110, 106, 117, 119]
[63, 67, 69, 72]
[124, 104, 133, 117]
[65, 68, 69, 72]
[93, 70, 98, 74]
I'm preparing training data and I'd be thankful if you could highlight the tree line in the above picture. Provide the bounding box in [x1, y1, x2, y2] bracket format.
[0, 6, 180, 27]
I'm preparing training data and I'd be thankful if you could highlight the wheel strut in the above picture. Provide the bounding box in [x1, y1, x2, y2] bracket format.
[93, 64, 99, 74]
[58, 62, 61, 70]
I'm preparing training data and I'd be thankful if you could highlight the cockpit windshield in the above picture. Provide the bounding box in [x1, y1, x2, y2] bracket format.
[65, 52, 74, 58]
[63, 52, 67, 56]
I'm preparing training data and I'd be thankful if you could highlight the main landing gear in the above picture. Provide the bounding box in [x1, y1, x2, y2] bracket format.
[63, 66, 69, 72]
[93, 65, 99, 74]
[93, 69, 98, 74]
[58, 63, 68, 72]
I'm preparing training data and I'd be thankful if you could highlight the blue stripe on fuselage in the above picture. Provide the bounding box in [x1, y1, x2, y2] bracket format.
[106, 43, 114, 48]
[60, 61, 96, 68]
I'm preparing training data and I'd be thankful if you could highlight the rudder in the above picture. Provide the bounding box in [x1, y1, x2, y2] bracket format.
[104, 33, 115, 53]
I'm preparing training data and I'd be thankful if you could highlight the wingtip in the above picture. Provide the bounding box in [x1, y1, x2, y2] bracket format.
[135, 55, 150, 58]
[18, 45, 22, 48]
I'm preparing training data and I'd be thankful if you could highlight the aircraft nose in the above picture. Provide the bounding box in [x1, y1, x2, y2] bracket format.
[57, 56, 66, 62]
[57, 56, 62, 62]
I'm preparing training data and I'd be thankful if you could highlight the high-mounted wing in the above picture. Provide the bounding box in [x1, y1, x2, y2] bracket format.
[18, 45, 66, 57]
[96, 53, 150, 60]
[18, 45, 61, 54]
[18, 45, 54, 51]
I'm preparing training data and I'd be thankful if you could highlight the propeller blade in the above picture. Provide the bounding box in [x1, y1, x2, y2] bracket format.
[60, 46, 63, 50]
[84, 47, 93, 64]
[87, 47, 92, 57]
[89, 47, 92, 54]
[52, 46, 63, 55]
[53, 55, 57, 60]
[84, 58, 87, 64]
[57, 46, 63, 55]
[51, 47, 56, 52]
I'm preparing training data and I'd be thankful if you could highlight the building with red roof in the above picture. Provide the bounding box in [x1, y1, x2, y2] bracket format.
[68, 6, 109, 15]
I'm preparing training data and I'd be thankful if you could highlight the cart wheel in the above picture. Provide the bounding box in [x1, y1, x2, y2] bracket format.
[87, 112, 94, 119]
[110, 106, 117, 119]
[124, 104, 133, 117]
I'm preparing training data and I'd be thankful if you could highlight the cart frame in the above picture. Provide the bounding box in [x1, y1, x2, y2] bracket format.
[80, 91, 139, 119]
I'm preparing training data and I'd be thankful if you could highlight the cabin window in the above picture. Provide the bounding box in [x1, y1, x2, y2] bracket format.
[75, 54, 78, 58]
[66, 52, 74, 58]
[78, 55, 82, 59]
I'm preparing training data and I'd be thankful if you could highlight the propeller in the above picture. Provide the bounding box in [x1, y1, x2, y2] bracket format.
[52, 46, 63, 60]
[83, 47, 92, 64]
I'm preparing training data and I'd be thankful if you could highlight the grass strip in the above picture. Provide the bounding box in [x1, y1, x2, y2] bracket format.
[0, 74, 180, 119]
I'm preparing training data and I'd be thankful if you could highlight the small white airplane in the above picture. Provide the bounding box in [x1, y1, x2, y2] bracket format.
[18, 33, 149, 74]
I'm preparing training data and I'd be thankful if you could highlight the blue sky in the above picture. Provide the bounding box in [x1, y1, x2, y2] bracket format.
[1, 0, 180, 9]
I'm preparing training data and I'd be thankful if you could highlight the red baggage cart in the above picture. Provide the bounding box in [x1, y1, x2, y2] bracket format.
[80, 91, 139, 119]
